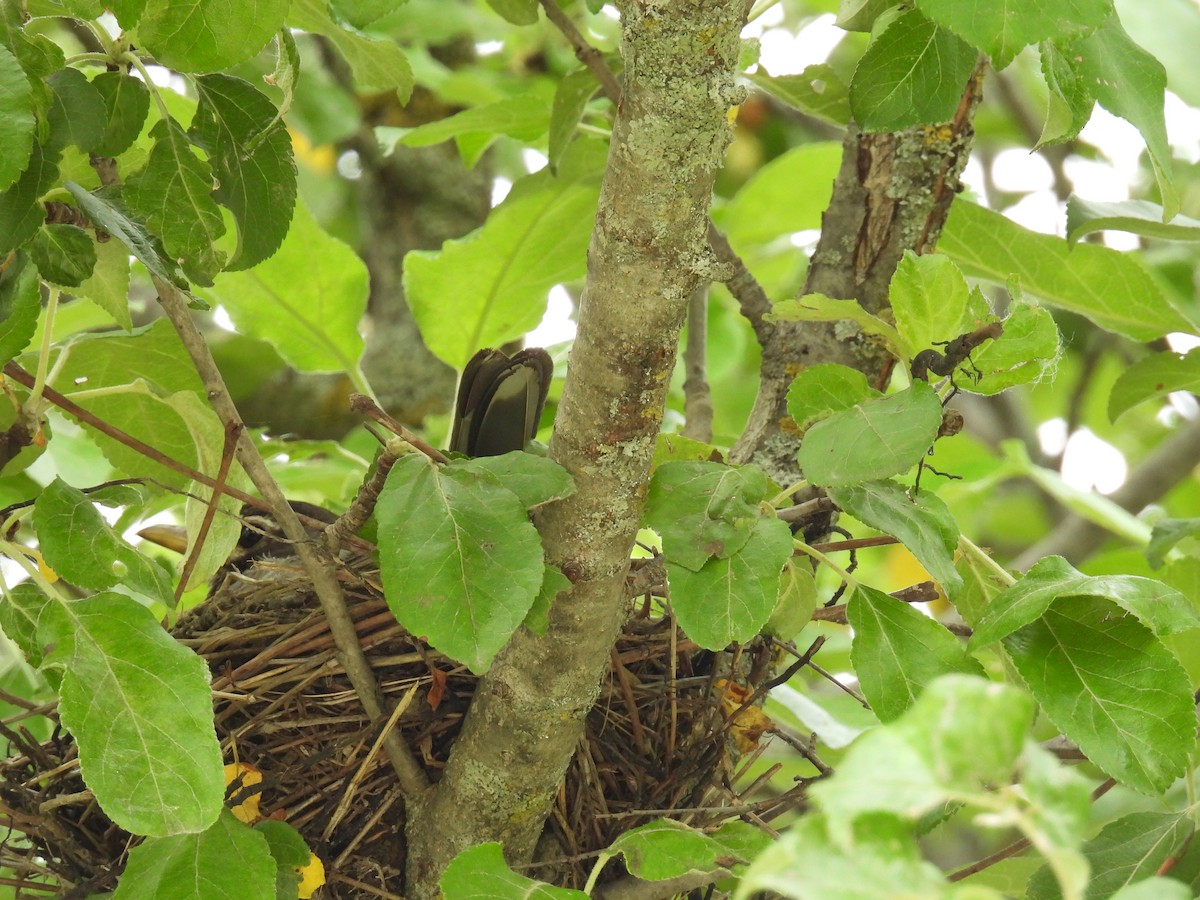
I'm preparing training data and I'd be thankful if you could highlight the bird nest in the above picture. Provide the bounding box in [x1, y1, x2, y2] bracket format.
[0, 552, 787, 897]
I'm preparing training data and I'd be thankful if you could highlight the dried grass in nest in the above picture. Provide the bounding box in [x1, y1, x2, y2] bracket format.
[0, 552, 790, 898]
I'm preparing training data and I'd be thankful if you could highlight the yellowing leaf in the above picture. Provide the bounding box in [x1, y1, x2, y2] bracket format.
[297, 852, 326, 898]
[224, 762, 263, 824]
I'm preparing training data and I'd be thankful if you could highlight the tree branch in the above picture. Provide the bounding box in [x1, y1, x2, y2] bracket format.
[152, 280, 431, 807]
[404, 2, 749, 891]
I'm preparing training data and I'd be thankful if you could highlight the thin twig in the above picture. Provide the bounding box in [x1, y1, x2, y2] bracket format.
[536, 0, 622, 101]
[152, 279, 430, 801]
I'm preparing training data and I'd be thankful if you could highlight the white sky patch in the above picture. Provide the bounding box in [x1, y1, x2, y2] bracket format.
[491, 176, 512, 207]
[1168, 332, 1200, 353]
[526, 285, 577, 347]
[475, 40, 503, 56]
[1061, 428, 1127, 495]
[523, 148, 549, 174]
[992, 148, 1054, 193]
[212, 306, 236, 333]
[1003, 192, 1062, 235]
[1038, 418, 1068, 457]
[750, 13, 844, 76]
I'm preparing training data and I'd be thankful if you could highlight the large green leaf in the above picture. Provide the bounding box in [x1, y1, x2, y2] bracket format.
[191, 74, 297, 271]
[1028, 811, 1194, 900]
[888, 251, 975, 360]
[666, 515, 794, 650]
[548, 68, 599, 172]
[40, 593, 224, 836]
[91, 71, 150, 158]
[599, 819, 769, 884]
[442, 843, 586, 900]
[1003, 596, 1196, 795]
[786, 363, 879, 432]
[849, 9, 978, 131]
[124, 119, 226, 286]
[769, 294, 904, 357]
[139, 0, 288, 72]
[0, 42, 34, 192]
[0, 143, 60, 256]
[376, 454, 545, 673]
[114, 810, 275, 899]
[968, 302, 1061, 395]
[1108, 348, 1200, 421]
[939, 200, 1196, 340]
[404, 141, 603, 368]
[1067, 197, 1200, 244]
[65, 180, 188, 288]
[1038, 39, 1094, 146]
[829, 480, 962, 594]
[916, 0, 1110, 69]
[44, 68, 104, 153]
[847, 584, 983, 721]
[745, 66, 851, 127]
[198, 198, 367, 375]
[798, 382, 944, 487]
[289, 0, 413, 99]
[1067, 16, 1177, 219]
[30, 223, 96, 287]
[0, 250, 42, 364]
[34, 478, 173, 604]
[645, 460, 773, 572]
[970, 556, 1200, 648]
[715, 142, 841, 250]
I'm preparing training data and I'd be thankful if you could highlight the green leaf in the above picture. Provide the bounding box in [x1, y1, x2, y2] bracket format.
[255, 818, 310, 898]
[191, 74, 297, 270]
[666, 515, 794, 650]
[33, 478, 174, 603]
[765, 560, 818, 640]
[124, 119, 226, 286]
[736, 815, 956, 900]
[458, 453, 574, 511]
[811, 675, 1036, 834]
[1067, 16, 1177, 219]
[829, 480, 962, 594]
[288, 0, 413, 99]
[114, 810, 275, 899]
[715, 143, 842, 249]
[915, 0, 1110, 70]
[849, 9, 978, 132]
[1038, 39, 1094, 146]
[548, 68, 598, 172]
[0, 42, 34, 192]
[1028, 812, 1193, 900]
[786, 364, 879, 432]
[1146, 518, 1200, 569]
[1019, 742, 1093, 896]
[889, 251, 974, 360]
[405, 141, 603, 368]
[139, 0, 288, 72]
[953, 544, 1014, 627]
[939, 200, 1197, 340]
[485, 0, 538, 25]
[745, 65, 851, 126]
[0, 143, 60, 255]
[645, 460, 772, 571]
[0, 3, 65, 79]
[970, 556, 1200, 648]
[441, 843, 587, 899]
[798, 382, 944, 487]
[65, 180, 189, 287]
[1108, 348, 1200, 422]
[75, 233, 133, 328]
[1109, 879, 1195, 900]
[769, 293, 904, 357]
[847, 584, 982, 721]
[0, 250, 42, 364]
[198, 198, 366, 374]
[968, 301, 1060, 394]
[40, 593, 224, 836]
[50, 318, 204, 397]
[599, 819, 767, 883]
[30, 223, 96, 287]
[0, 582, 53, 667]
[92, 71, 150, 158]
[1067, 197, 1200, 244]
[394, 84, 554, 167]
[1003, 596, 1196, 794]
[376, 454, 545, 672]
[45, 68, 105, 153]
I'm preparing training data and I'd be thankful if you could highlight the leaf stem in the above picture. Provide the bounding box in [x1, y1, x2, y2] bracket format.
[28, 287, 60, 415]
[794, 539, 858, 589]
[958, 535, 1017, 587]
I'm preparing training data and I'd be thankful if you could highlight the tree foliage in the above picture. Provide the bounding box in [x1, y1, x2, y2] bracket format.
[0, 0, 1198, 897]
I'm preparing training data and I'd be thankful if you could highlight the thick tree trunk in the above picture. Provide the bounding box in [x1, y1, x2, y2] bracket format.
[404, 1, 750, 893]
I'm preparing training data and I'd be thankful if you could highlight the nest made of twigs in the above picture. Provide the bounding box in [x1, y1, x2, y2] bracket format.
[0, 550, 787, 898]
